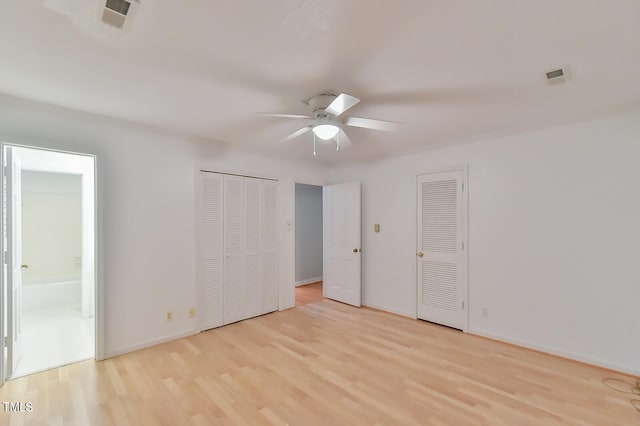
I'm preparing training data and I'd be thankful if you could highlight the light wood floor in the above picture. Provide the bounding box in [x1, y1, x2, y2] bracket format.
[295, 281, 323, 306]
[1, 299, 639, 425]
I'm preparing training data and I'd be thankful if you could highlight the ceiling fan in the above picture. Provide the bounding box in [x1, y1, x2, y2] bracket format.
[259, 93, 401, 155]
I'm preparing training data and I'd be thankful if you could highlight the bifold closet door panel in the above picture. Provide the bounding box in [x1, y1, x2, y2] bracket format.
[201, 172, 224, 330]
[244, 178, 262, 319]
[260, 180, 279, 314]
[223, 175, 246, 325]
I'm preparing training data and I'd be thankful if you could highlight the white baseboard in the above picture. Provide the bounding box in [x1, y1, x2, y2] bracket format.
[295, 276, 322, 287]
[362, 302, 416, 319]
[469, 328, 640, 377]
[105, 328, 197, 359]
[279, 303, 295, 311]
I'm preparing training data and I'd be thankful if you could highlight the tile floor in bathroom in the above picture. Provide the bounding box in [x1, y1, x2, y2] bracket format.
[11, 303, 94, 378]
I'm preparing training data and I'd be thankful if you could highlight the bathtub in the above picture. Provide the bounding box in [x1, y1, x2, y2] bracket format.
[23, 276, 82, 311]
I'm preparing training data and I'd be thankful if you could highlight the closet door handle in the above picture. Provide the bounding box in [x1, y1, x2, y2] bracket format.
[21, 264, 29, 269]
[417, 252, 424, 258]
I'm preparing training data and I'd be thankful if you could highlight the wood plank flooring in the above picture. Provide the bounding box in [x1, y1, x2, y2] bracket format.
[1, 299, 639, 425]
[295, 281, 323, 307]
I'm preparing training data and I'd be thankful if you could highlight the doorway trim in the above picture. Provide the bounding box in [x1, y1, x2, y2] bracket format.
[0, 142, 103, 387]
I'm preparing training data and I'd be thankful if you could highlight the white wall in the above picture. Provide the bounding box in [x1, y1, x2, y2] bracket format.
[0, 94, 328, 357]
[329, 108, 640, 375]
[295, 183, 323, 285]
[3, 93, 638, 376]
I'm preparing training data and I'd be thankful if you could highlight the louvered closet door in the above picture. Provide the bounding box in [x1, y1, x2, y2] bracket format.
[223, 175, 246, 325]
[200, 172, 224, 330]
[244, 178, 262, 318]
[417, 170, 467, 330]
[260, 180, 278, 314]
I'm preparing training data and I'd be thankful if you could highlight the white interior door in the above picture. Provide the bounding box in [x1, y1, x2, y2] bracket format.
[6, 147, 24, 377]
[417, 170, 467, 331]
[323, 182, 361, 307]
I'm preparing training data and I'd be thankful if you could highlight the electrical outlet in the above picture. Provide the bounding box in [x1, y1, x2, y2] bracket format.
[166, 311, 173, 321]
[189, 308, 196, 318]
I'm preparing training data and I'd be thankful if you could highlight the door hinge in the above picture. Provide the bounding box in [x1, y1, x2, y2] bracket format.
[3, 336, 7, 348]
[462, 182, 464, 191]
[462, 301, 465, 310]
[462, 241, 464, 250]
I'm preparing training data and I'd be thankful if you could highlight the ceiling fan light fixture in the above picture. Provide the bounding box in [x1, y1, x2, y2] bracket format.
[312, 124, 339, 140]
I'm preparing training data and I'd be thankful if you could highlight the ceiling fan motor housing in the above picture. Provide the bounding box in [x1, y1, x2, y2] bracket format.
[308, 94, 337, 118]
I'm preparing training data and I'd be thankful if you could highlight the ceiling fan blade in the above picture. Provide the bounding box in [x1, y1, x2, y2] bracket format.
[336, 128, 352, 149]
[258, 113, 313, 119]
[345, 116, 402, 132]
[325, 93, 360, 117]
[281, 126, 312, 142]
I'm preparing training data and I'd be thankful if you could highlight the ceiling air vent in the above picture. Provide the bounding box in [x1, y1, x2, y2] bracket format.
[545, 67, 568, 85]
[102, 0, 131, 29]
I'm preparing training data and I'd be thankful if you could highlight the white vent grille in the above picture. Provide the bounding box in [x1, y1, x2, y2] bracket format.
[101, 9, 126, 28]
[101, 0, 138, 29]
[546, 69, 564, 80]
[545, 66, 569, 85]
[421, 180, 458, 254]
[422, 261, 457, 311]
[105, 0, 130, 15]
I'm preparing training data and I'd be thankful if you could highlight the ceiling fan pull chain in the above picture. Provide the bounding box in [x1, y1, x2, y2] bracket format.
[313, 133, 317, 156]
[336, 132, 340, 151]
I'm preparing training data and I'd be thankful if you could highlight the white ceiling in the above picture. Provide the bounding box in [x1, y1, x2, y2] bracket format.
[1, 0, 639, 165]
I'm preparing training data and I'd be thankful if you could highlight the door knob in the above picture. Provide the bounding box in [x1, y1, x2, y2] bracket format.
[417, 252, 424, 258]
[353, 248, 360, 253]
[20, 264, 29, 269]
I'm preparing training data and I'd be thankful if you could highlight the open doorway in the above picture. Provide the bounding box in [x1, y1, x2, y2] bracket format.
[2, 144, 96, 380]
[294, 183, 324, 307]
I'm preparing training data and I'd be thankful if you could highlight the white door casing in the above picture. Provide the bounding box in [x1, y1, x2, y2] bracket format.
[417, 169, 468, 331]
[6, 147, 24, 377]
[323, 182, 361, 307]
